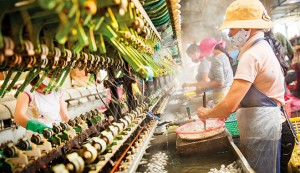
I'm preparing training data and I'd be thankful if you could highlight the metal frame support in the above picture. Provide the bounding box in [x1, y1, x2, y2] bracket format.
[262, 0, 272, 16]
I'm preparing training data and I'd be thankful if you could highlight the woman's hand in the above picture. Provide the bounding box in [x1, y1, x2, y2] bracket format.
[197, 107, 209, 121]
[196, 87, 203, 94]
[61, 113, 69, 122]
[60, 97, 70, 122]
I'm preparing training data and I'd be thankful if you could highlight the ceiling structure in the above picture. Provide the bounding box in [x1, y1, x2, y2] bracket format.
[271, 0, 300, 20]
[270, 0, 300, 24]
[180, 0, 235, 51]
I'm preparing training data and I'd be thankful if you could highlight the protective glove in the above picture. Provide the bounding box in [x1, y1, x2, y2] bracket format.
[26, 119, 51, 134]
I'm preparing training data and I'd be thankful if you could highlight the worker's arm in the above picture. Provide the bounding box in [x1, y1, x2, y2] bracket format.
[182, 73, 210, 88]
[182, 82, 207, 88]
[200, 73, 210, 82]
[14, 93, 30, 127]
[182, 82, 197, 88]
[197, 56, 226, 92]
[196, 80, 223, 92]
[182, 81, 208, 88]
[59, 97, 69, 122]
[197, 79, 252, 119]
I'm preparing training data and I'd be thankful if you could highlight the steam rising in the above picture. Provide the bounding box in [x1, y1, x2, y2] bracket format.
[181, 0, 235, 46]
[177, 0, 235, 85]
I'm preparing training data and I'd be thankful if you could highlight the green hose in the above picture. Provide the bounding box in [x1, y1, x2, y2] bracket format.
[152, 13, 169, 24]
[153, 19, 170, 27]
[144, 0, 165, 11]
[145, 2, 167, 15]
[149, 7, 168, 20]
[144, 0, 160, 6]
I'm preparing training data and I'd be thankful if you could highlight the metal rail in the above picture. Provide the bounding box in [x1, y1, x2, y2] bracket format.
[89, 117, 145, 173]
[120, 94, 170, 173]
[126, 120, 158, 173]
[131, 0, 162, 41]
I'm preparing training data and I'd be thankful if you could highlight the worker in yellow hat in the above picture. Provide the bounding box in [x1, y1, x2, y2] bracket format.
[197, 0, 296, 172]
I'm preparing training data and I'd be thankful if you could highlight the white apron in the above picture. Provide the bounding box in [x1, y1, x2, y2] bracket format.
[237, 107, 281, 173]
[237, 84, 282, 173]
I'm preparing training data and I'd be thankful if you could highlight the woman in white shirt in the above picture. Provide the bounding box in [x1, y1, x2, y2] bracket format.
[14, 74, 69, 134]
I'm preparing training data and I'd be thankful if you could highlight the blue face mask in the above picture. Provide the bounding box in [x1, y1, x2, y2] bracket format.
[229, 29, 251, 48]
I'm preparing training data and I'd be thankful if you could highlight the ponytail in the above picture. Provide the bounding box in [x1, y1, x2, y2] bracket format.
[264, 30, 289, 76]
[215, 44, 234, 66]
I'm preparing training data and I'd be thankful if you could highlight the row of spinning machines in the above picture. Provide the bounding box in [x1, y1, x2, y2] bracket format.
[0, 0, 177, 99]
[0, 97, 171, 172]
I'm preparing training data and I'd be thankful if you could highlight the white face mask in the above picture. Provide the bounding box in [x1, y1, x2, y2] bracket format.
[229, 29, 251, 48]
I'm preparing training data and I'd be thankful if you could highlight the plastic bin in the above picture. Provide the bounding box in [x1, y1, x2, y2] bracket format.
[289, 117, 300, 140]
[288, 117, 300, 172]
[225, 112, 239, 136]
[289, 144, 300, 173]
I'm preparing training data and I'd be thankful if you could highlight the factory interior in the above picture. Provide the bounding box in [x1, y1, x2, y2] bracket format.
[0, 0, 300, 172]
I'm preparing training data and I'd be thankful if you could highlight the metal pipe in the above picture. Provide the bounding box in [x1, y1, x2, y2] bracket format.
[109, 125, 146, 173]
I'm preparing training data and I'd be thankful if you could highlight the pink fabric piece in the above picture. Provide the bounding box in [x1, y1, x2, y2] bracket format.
[117, 86, 123, 99]
[291, 96, 300, 113]
[106, 89, 111, 104]
[98, 106, 107, 113]
[285, 86, 300, 113]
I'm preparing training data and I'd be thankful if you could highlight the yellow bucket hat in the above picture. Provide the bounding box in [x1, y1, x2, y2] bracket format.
[219, 0, 273, 30]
